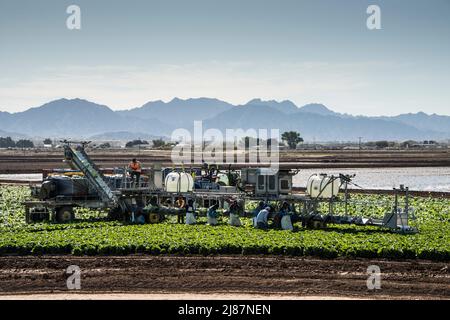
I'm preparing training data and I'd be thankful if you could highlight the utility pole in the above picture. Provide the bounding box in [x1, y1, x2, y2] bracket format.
[138, 137, 141, 156]
[358, 137, 362, 156]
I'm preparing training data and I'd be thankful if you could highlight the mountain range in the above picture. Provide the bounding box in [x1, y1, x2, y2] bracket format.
[0, 97, 449, 142]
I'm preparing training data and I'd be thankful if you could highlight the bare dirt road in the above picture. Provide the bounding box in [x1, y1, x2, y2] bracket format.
[0, 256, 448, 300]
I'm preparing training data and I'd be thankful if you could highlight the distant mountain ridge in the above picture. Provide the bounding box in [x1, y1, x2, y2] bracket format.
[377, 112, 450, 135]
[0, 97, 449, 141]
[117, 97, 234, 127]
[245, 98, 299, 114]
[0, 98, 171, 138]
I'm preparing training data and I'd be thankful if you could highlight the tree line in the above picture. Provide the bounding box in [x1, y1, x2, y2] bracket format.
[0, 137, 34, 148]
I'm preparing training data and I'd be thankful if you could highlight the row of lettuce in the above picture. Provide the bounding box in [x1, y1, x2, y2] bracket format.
[0, 186, 449, 260]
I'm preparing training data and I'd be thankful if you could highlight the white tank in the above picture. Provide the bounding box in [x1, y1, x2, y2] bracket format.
[164, 172, 194, 193]
[216, 173, 229, 186]
[306, 174, 341, 198]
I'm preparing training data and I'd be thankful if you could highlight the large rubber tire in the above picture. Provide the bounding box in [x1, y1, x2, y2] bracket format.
[56, 206, 75, 223]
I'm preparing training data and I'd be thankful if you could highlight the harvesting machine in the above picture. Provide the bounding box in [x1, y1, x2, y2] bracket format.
[23, 141, 417, 233]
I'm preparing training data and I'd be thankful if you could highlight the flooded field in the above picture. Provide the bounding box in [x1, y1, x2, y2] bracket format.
[0, 173, 42, 182]
[293, 167, 450, 191]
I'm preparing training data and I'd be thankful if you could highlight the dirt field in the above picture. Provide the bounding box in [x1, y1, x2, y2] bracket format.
[0, 149, 449, 173]
[0, 256, 448, 300]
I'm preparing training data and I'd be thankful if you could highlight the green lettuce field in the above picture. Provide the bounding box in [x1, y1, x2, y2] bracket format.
[0, 186, 449, 260]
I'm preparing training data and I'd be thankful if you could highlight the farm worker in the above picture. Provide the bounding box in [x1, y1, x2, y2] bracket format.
[228, 200, 242, 227]
[279, 202, 293, 231]
[255, 207, 271, 229]
[253, 201, 265, 217]
[185, 198, 196, 225]
[128, 158, 142, 186]
[207, 203, 219, 226]
[252, 201, 266, 227]
[175, 196, 185, 224]
[274, 201, 289, 228]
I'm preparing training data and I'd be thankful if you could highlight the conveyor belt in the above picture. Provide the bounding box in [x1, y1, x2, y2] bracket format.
[63, 144, 117, 205]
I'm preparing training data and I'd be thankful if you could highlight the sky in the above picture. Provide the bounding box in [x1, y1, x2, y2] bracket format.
[0, 0, 449, 116]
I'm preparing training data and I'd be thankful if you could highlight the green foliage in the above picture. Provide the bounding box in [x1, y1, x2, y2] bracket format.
[125, 139, 149, 148]
[281, 131, 303, 149]
[0, 186, 449, 260]
[15, 139, 34, 148]
[0, 136, 16, 148]
[152, 139, 166, 148]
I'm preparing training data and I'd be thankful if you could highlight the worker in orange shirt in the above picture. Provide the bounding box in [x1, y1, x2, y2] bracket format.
[128, 158, 142, 187]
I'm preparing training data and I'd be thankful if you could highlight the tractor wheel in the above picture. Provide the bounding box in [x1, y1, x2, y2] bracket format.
[148, 213, 160, 224]
[56, 206, 75, 223]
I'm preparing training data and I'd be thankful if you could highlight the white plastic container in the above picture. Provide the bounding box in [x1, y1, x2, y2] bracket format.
[164, 172, 194, 193]
[306, 174, 341, 199]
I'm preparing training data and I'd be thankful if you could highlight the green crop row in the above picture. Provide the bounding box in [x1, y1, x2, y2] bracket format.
[0, 186, 449, 260]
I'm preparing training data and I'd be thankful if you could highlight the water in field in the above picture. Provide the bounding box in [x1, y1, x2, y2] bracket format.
[0, 167, 449, 192]
[293, 167, 450, 192]
[0, 173, 42, 181]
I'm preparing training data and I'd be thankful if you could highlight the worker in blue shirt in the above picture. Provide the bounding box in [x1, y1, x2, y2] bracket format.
[255, 206, 271, 229]
[252, 201, 266, 217]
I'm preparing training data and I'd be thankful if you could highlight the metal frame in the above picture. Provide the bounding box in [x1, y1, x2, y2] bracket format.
[22, 141, 418, 233]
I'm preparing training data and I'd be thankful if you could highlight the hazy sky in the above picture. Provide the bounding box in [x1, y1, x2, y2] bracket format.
[1, 0, 449, 115]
